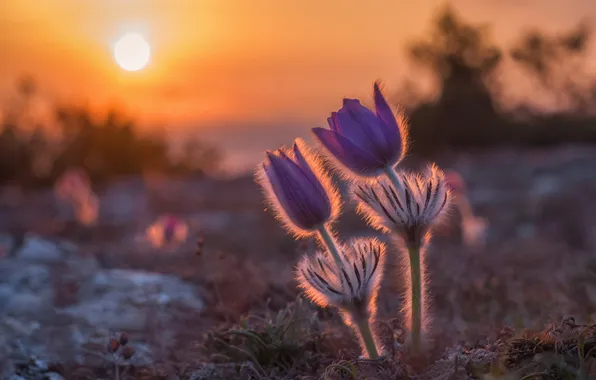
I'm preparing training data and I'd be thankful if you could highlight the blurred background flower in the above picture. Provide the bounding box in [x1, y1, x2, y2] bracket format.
[54, 168, 100, 226]
[145, 214, 189, 249]
[74, 192, 100, 226]
[445, 169, 488, 248]
[54, 168, 91, 204]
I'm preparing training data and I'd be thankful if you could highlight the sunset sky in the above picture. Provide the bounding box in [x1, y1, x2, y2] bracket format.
[1, 0, 595, 172]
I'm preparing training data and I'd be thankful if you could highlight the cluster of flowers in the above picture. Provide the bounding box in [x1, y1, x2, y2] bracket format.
[257, 83, 451, 358]
[55, 169, 194, 251]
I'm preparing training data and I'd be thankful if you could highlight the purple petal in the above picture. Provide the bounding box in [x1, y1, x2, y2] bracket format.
[265, 152, 293, 213]
[313, 128, 386, 175]
[327, 112, 340, 132]
[342, 98, 363, 108]
[292, 143, 320, 188]
[373, 82, 402, 151]
[337, 98, 388, 153]
[292, 143, 331, 206]
[266, 150, 331, 229]
[265, 153, 291, 213]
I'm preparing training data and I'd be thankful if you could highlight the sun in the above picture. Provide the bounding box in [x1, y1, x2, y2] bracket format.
[113, 33, 151, 72]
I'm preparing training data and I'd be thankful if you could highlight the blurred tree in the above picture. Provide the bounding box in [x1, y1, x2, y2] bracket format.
[0, 78, 222, 187]
[0, 76, 47, 186]
[511, 22, 596, 113]
[402, 6, 596, 150]
[173, 137, 222, 176]
[406, 5, 506, 151]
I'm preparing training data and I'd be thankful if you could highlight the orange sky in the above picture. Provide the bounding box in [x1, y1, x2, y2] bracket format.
[1, 0, 595, 172]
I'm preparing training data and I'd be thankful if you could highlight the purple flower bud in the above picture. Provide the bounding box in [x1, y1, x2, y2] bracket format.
[256, 139, 340, 236]
[313, 82, 406, 177]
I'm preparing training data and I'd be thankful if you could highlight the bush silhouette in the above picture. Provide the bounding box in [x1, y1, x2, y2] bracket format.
[405, 6, 596, 154]
[0, 78, 221, 187]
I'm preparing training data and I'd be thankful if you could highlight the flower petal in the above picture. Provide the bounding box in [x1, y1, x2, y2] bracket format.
[327, 112, 340, 133]
[266, 150, 330, 229]
[293, 142, 332, 213]
[373, 82, 402, 154]
[336, 99, 385, 152]
[264, 152, 292, 215]
[266, 153, 301, 218]
[313, 128, 386, 175]
[338, 98, 399, 165]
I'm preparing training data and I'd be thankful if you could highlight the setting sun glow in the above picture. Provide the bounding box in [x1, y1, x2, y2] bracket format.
[113, 33, 151, 72]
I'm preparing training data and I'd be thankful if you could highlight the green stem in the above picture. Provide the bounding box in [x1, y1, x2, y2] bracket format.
[408, 247, 422, 351]
[317, 225, 343, 270]
[384, 165, 403, 192]
[356, 319, 379, 359]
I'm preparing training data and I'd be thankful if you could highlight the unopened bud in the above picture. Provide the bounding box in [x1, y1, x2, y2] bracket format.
[119, 333, 129, 346]
[121, 346, 135, 360]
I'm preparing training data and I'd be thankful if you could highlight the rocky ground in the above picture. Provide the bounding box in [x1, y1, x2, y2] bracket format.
[1, 145, 596, 379]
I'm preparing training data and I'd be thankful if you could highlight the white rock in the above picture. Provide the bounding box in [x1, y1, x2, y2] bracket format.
[7, 264, 52, 292]
[3, 292, 53, 315]
[16, 235, 64, 263]
[61, 269, 204, 331]
[0, 261, 54, 315]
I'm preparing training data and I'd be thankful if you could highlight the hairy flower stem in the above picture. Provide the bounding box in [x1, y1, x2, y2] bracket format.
[385, 166, 423, 349]
[317, 225, 343, 270]
[384, 166, 403, 193]
[356, 318, 379, 359]
[408, 247, 422, 351]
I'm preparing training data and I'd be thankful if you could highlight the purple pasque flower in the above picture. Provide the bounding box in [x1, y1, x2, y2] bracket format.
[257, 139, 340, 237]
[313, 82, 406, 177]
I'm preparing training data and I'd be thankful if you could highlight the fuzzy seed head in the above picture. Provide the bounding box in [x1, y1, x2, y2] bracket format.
[256, 138, 341, 237]
[296, 238, 386, 317]
[353, 164, 451, 248]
